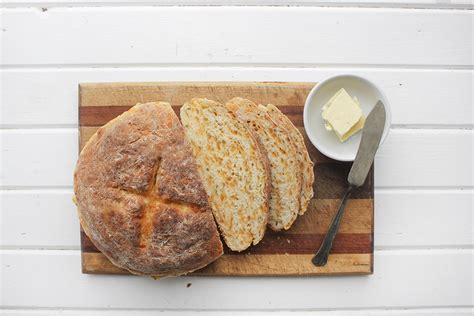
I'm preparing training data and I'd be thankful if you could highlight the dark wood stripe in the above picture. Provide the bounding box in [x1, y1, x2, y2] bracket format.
[285, 114, 303, 127]
[278, 106, 305, 115]
[81, 229, 96, 252]
[79, 106, 131, 126]
[81, 230, 371, 255]
[79, 105, 305, 127]
[306, 141, 337, 164]
[314, 164, 373, 199]
[231, 233, 372, 255]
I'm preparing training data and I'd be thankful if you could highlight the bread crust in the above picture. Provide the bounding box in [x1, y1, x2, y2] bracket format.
[265, 104, 314, 215]
[74, 102, 223, 277]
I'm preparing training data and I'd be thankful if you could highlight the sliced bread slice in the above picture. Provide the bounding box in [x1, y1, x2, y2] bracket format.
[180, 98, 270, 251]
[265, 104, 314, 215]
[226, 97, 302, 231]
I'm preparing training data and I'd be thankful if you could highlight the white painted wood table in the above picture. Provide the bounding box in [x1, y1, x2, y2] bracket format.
[1, 1, 473, 315]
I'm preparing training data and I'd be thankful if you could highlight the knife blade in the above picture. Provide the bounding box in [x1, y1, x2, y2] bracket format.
[312, 101, 386, 266]
[348, 101, 386, 187]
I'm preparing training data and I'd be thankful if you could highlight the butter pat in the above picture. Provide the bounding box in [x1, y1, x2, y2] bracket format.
[322, 88, 365, 142]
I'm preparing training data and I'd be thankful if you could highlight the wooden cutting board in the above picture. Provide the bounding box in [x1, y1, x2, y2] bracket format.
[78, 82, 374, 276]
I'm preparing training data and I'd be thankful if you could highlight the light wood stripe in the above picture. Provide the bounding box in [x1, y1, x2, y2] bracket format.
[82, 252, 128, 274]
[80, 82, 314, 108]
[79, 126, 97, 152]
[82, 252, 372, 276]
[196, 253, 372, 276]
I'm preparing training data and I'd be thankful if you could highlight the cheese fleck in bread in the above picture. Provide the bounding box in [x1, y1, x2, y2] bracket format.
[226, 97, 302, 231]
[180, 98, 270, 251]
[265, 104, 314, 215]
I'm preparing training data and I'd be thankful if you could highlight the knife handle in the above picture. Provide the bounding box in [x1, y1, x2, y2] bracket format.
[312, 186, 354, 266]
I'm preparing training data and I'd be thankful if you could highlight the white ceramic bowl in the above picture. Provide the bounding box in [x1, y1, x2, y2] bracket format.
[303, 75, 391, 161]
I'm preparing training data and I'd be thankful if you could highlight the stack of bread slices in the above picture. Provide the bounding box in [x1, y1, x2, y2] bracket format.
[74, 98, 314, 278]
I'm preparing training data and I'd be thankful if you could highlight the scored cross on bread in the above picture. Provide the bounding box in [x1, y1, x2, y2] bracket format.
[226, 97, 303, 231]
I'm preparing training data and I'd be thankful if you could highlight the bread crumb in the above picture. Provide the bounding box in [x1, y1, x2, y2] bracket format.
[287, 239, 291, 244]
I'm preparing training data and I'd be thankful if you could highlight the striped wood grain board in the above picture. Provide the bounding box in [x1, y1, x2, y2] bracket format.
[78, 82, 374, 276]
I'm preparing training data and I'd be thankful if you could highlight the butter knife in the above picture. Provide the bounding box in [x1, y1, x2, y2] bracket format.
[312, 101, 386, 266]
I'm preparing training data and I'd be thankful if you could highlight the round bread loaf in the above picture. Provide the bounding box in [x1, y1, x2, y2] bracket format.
[74, 102, 223, 277]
